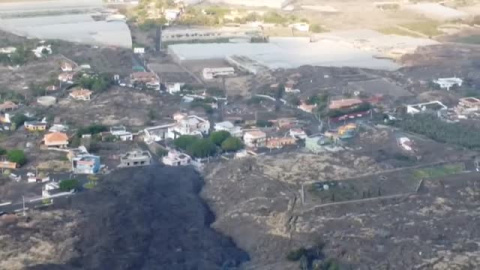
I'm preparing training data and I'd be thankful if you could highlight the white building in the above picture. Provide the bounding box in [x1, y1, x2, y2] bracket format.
[32, 45, 52, 58]
[290, 23, 310, 32]
[168, 115, 210, 139]
[110, 126, 133, 141]
[162, 150, 191, 166]
[203, 67, 235, 80]
[164, 9, 181, 21]
[214, 121, 243, 137]
[289, 128, 307, 139]
[243, 130, 267, 148]
[406, 101, 448, 115]
[0, 47, 16, 54]
[166, 82, 184, 94]
[42, 182, 59, 198]
[433, 77, 463, 90]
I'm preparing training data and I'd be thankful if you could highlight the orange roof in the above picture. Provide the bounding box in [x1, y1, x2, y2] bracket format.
[0, 101, 17, 111]
[70, 88, 92, 97]
[329, 98, 362, 110]
[298, 102, 316, 113]
[131, 72, 158, 82]
[44, 132, 68, 144]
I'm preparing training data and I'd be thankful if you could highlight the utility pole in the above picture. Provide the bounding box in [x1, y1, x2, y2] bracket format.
[22, 195, 26, 216]
[301, 183, 305, 205]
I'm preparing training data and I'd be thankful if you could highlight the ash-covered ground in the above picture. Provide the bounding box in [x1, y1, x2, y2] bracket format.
[16, 166, 248, 270]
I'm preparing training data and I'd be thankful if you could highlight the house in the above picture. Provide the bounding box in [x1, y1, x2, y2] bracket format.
[214, 121, 243, 137]
[0, 161, 18, 169]
[130, 72, 160, 89]
[42, 182, 60, 197]
[243, 130, 267, 148]
[119, 150, 152, 167]
[167, 115, 210, 139]
[406, 101, 448, 115]
[289, 128, 307, 139]
[144, 123, 176, 144]
[162, 150, 191, 166]
[165, 9, 181, 21]
[0, 101, 18, 112]
[274, 118, 297, 129]
[44, 132, 69, 148]
[298, 102, 316, 113]
[203, 67, 235, 80]
[284, 81, 300, 93]
[433, 77, 463, 90]
[266, 137, 297, 149]
[165, 82, 184, 94]
[328, 98, 363, 110]
[58, 72, 74, 83]
[110, 126, 133, 141]
[70, 88, 92, 101]
[455, 97, 480, 115]
[24, 121, 47, 131]
[61, 61, 74, 72]
[72, 154, 101, 174]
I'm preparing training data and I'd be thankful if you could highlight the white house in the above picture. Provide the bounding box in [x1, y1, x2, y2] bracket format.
[167, 115, 210, 139]
[214, 121, 243, 137]
[243, 130, 267, 148]
[433, 77, 463, 90]
[290, 23, 310, 32]
[166, 82, 184, 94]
[110, 126, 133, 141]
[162, 150, 191, 166]
[289, 128, 307, 139]
[144, 123, 176, 144]
[0, 47, 16, 54]
[32, 45, 52, 58]
[203, 67, 235, 80]
[406, 101, 448, 115]
[165, 9, 181, 21]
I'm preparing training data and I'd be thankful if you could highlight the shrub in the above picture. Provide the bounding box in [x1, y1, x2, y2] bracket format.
[221, 137, 243, 152]
[7, 149, 26, 166]
[187, 139, 217, 158]
[209, 130, 231, 146]
[59, 179, 80, 191]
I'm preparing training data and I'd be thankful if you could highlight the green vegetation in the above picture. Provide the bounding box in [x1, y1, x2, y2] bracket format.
[310, 24, 325, 33]
[221, 137, 243, 152]
[286, 242, 341, 269]
[456, 35, 480, 45]
[59, 179, 80, 192]
[209, 130, 231, 146]
[256, 119, 273, 127]
[7, 149, 26, 166]
[77, 124, 108, 137]
[206, 87, 224, 97]
[263, 11, 288, 25]
[0, 90, 25, 103]
[11, 114, 29, 130]
[77, 73, 113, 92]
[401, 21, 442, 37]
[188, 139, 217, 158]
[395, 114, 480, 149]
[413, 163, 465, 180]
[0, 148, 6, 156]
[190, 98, 215, 114]
[174, 135, 199, 150]
[0, 46, 33, 66]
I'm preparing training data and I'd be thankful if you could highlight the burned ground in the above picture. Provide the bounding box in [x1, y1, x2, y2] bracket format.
[22, 165, 248, 270]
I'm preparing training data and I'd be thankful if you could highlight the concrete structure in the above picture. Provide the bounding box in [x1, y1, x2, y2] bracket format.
[167, 115, 210, 139]
[243, 130, 267, 148]
[37, 96, 57, 106]
[0, 161, 18, 169]
[110, 126, 133, 141]
[433, 77, 463, 90]
[208, 0, 291, 9]
[456, 97, 480, 115]
[32, 45, 52, 58]
[130, 72, 160, 90]
[143, 123, 175, 144]
[305, 135, 332, 153]
[203, 67, 235, 80]
[42, 182, 59, 198]
[44, 132, 69, 148]
[49, 124, 68, 133]
[398, 137, 413, 152]
[289, 128, 307, 139]
[406, 101, 448, 115]
[61, 61, 74, 72]
[162, 150, 191, 166]
[119, 150, 152, 167]
[72, 154, 100, 174]
[58, 72, 74, 83]
[70, 88, 92, 101]
[214, 121, 243, 137]
[298, 102, 316, 113]
[329, 98, 363, 110]
[290, 23, 309, 32]
[225, 55, 268, 75]
[162, 26, 260, 43]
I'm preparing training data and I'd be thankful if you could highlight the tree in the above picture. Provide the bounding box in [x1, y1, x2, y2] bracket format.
[0, 148, 6, 156]
[221, 137, 243, 152]
[310, 24, 324, 33]
[173, 135, 199, 150]
[7, 149, 26, 166]
[187, 139, 216, 158]
[11, 114, 28, 129]
[59, 179, 80, 191]
[287, 95, 301, 106]
[275, 84, 285, 100]
[209, 130, 231, 146]
[256, 119, 273, 127]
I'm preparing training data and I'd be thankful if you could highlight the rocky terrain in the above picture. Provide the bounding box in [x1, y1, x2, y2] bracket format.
[203, 152, 480, 269]
[1, 166, 248, 270]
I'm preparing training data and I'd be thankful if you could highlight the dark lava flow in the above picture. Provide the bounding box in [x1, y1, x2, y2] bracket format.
[31, 166, 249, 270]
